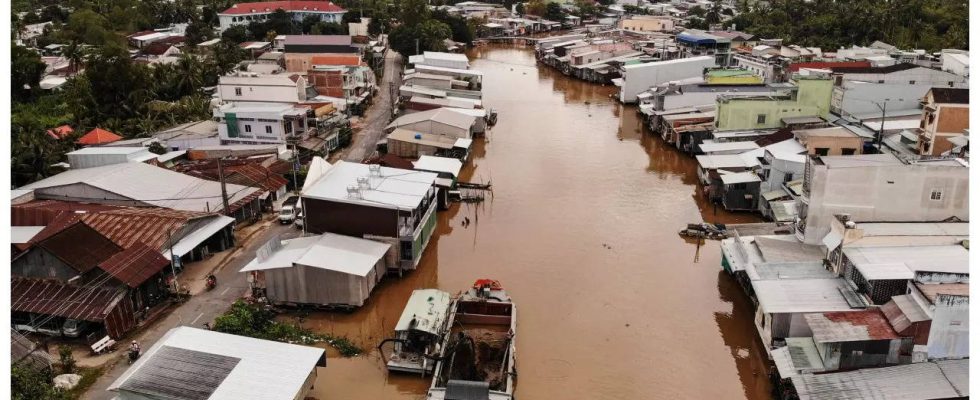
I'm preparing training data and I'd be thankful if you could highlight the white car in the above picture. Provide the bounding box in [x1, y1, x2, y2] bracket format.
[279, 205, 296, 224]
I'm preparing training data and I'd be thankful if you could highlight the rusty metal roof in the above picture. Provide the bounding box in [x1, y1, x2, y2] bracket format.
[914, 282, 969, 304]
[80, 208, 215, 252]
[881, 295, 930, 334]
[805, 309, 900, 343]
[11, 200, 121, 226]
[11, 277, 127, 323]
[34, 221, 123, 274]
[99, 242, 171, 288]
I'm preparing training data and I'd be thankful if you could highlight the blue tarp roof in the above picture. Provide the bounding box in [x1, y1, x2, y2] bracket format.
[676, 30, 730, 45]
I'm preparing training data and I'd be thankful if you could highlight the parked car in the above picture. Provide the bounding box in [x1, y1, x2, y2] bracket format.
[279, 205, 296, 224]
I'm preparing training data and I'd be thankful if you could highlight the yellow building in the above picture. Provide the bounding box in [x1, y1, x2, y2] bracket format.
[705, 68, 764, 85]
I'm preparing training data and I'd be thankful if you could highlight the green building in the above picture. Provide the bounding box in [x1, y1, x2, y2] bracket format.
[714, 77, 833, 131]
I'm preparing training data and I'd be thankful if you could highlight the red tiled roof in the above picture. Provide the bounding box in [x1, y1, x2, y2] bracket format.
[311, 54, 363, 66]
[11, 277, 127, 323]
[78, 128, 123, 145]
[220, 1, 345, 15]
[787, 61, 872, 73]
[98, 242, 170, 288]
[46, 125, 74, 140]
[33, 221, 123, 274]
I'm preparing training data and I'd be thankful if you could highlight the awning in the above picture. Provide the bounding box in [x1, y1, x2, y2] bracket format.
[167, 216, 236, 259]
[821, 230, 843, 251]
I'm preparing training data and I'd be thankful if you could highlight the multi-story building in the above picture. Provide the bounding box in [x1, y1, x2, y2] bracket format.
[217, 1, 346, 32]
[615, 56, 716, 103]
[796, 153, 969, 245]
[916, 88, 969, 156]
[301, 161, 439, 272]
[675, 30, 731, 66]
[282, 35, 360, 72]
[617, 15, 675, 33]
[714, 76, 833, 131]
[213, 103, 310, 145]
[217, 73, 310, 104]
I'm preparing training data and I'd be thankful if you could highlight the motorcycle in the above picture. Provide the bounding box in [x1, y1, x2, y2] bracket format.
[205, 274, 217, 291]
[128, 348, 141, 364]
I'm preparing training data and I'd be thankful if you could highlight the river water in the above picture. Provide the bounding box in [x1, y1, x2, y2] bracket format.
[302, 44, 771, 400]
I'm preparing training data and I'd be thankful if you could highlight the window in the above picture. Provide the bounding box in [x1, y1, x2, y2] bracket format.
[756, 114, 766, 124]
[930, 188, 943, 201]
[909, 80, 916, 84]
[841, 148, 856, 155]
[244, 124, 252, 133]
[234, 87, 242, 96]
[949, 81, 955, 87]
[265, 125, 273, 134]
[815, 148, 830, 156]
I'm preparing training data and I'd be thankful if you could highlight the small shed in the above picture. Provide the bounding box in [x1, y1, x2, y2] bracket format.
[241, 233, 391, 308]
[719, 171, 761, 211]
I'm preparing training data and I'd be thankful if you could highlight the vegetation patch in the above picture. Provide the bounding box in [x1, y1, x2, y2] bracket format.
[213, 300, 363, 357]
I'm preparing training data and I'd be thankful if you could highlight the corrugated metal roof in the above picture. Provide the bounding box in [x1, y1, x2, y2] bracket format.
[80, 208, 221, 254]
[720, 171, 761, 184]
[770, 200, 798, 222]
[914, 283, 969, 304]
[302, 160, 437, 210]
[119, 345, 238, 400]
[754, 236, 826, 263]
[843, 245, 968, 276]
[935, 359, 969, 396]
[805, 309, 899, 343]
[790, 360, 965, 400]
[445, 380, 491, 400]
[241, 233, 391, 276]
[750, 261, 834, 281]
[109, 327, 325, 400]
[772, 338, 825, 379]
[34, 221, 123, 274]
[11, 200, 121, 226]
[857, 222, 968, 237]
[98, 242, 170, 288]
[414, 156, 463, 178]
[11, 277, 126, 322]
[394, 289, 452, 335]
[753, 278, 859, 314]
[881, 295, 930, 334]
[386, 107, 477, 131]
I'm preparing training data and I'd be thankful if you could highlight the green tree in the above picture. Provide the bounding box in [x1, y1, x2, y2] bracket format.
[11, 364, 70, 400]
[61, 41, 85, 76]
[515, 2, 525, 16]
[63, 8, 114, 45]
[525, 0, 546, 16]
[148, 141, 168, 155]
[432, 9, 474, 44]
[185, 17, 214, 45]
[221, 24, 249, 43]
[12, 45, 46, 103]
[398, 0, 430, 27]
[58, 346, 75, 374]
[544, 3, 565, 22]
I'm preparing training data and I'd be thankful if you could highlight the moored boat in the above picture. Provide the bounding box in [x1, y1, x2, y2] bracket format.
[427, 279, 517, 400]
[380, 289, 453, 374]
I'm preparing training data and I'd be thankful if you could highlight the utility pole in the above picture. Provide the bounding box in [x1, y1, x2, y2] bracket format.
[216, 158, 230, 214]
[875, 99, 889, 152]
[291, 142, 300, 192]
[415, 39, 420, 56]
[167, 228, 179, 292]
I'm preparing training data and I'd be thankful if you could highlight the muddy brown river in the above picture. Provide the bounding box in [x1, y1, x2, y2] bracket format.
[301, 44, 771, 400]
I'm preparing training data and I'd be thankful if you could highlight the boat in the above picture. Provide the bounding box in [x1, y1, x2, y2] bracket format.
[427, 279, 517, 400]
[380, 289, 453, 374]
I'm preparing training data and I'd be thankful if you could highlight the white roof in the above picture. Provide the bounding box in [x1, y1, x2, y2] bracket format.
[156, 150, 186, 163]
[414, 64, 484, 77]
[19, 162, 260, 213]
[394, 289, 452, 335]
[169, 215, 236, 260]
[219, 74, 299, 87]
[66, 146, 149, 156]
[843, 245, 969, 276]
[422, 51, 469, 63]
[720, 172, 761, 185]
[695, 154, 758, 170]
[622, 55, 714, 70]
[753, 278, 858, 314]
[764, 138, 807, 163]
[241, 233, 391, 276]
[386, 108, 477, 131]
[39, 76, 68, 90]
[301, 161, 437, 211]
[699, 141, 759, 153]
[108, 327, 324, 400]
[413, 156, 463, 178]
[197, 38, 221, 46]
[11, 226, 45, 244]
[862, 119, 922, 132]
[858, 222, 969, 237]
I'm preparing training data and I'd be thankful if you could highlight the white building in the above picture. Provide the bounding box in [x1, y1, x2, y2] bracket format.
[213, 103, 310, 145]
[218, 0, 347, 32]
[408, 51, 470, 70]
[385, 108, 477, 139]
[153, 120, 221, 151]
[217, 73, 310, 104]
[65, 147, 157, 169]
[614, 56, 716, 103]
[796, 153, 969, 245]
[241, 233, 391, 308]
[108, 326, 326, 400]
[939, 49, 969, 77]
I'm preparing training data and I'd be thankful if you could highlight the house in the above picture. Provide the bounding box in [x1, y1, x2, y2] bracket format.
[179, 161, 290, 207]
[910, 282, 969, 360]
[307, 64, 375, 110]
[12, 220, 122, 282]
[46, 125, 73, 140]
[714, 76, 833, 131]
[108, 326, 327, 400]
[385, 108, 477, 139]
[803, 310, 905, 370]
[675, 30, 732, 66]
[752, 277, 865, 349]
[788, 359, 968, 399]
[213, 103, 311, 145]
[12, 277, 135, 339]
[916, 88, 969, 156]
[18, 162, 264, 221]
[796, 153, 969, 245]
[939, 49, 969, 77]
[838, 244, 968, 305]
[217, 73, 310, 104]
[65, 147, 158, 169]
[704, 68, 763, 85]
[153, 120, 221, 151]
[386, 129, 472, 160]
[792, 127, 864, 156]
[617, 15, 674, 33]
[218, 0, 346, 32]
[719, 172, 761, 211]
[615, 56, 716, 103]
[413, 155, 463, 210]
[282, 35, 359, 72]
[241, 233, 390, 308]
[11, 329, 55, 372]
[301, 161, 439, 271]
[408, 51, 470, 70]
[410, 65, 483, 90]
[405, 96, 481, 111]
[77, 128, 123, 146]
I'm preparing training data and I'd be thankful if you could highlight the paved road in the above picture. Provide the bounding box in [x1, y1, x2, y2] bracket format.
[344, 50, 402, 162]
[81, 220, 303, 399]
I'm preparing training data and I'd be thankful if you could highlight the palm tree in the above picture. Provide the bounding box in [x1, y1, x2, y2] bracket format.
[62, 41, 85, 76]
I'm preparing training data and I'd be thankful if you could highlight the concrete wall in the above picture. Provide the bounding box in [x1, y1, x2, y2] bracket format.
[800, 136, 864, 156]
[831, 82, 932, 118]
[619, 56, 716, 103]
[801, 161, 969, 244]
[715, 78, 832, 130]
[11, 248, 78, 281]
